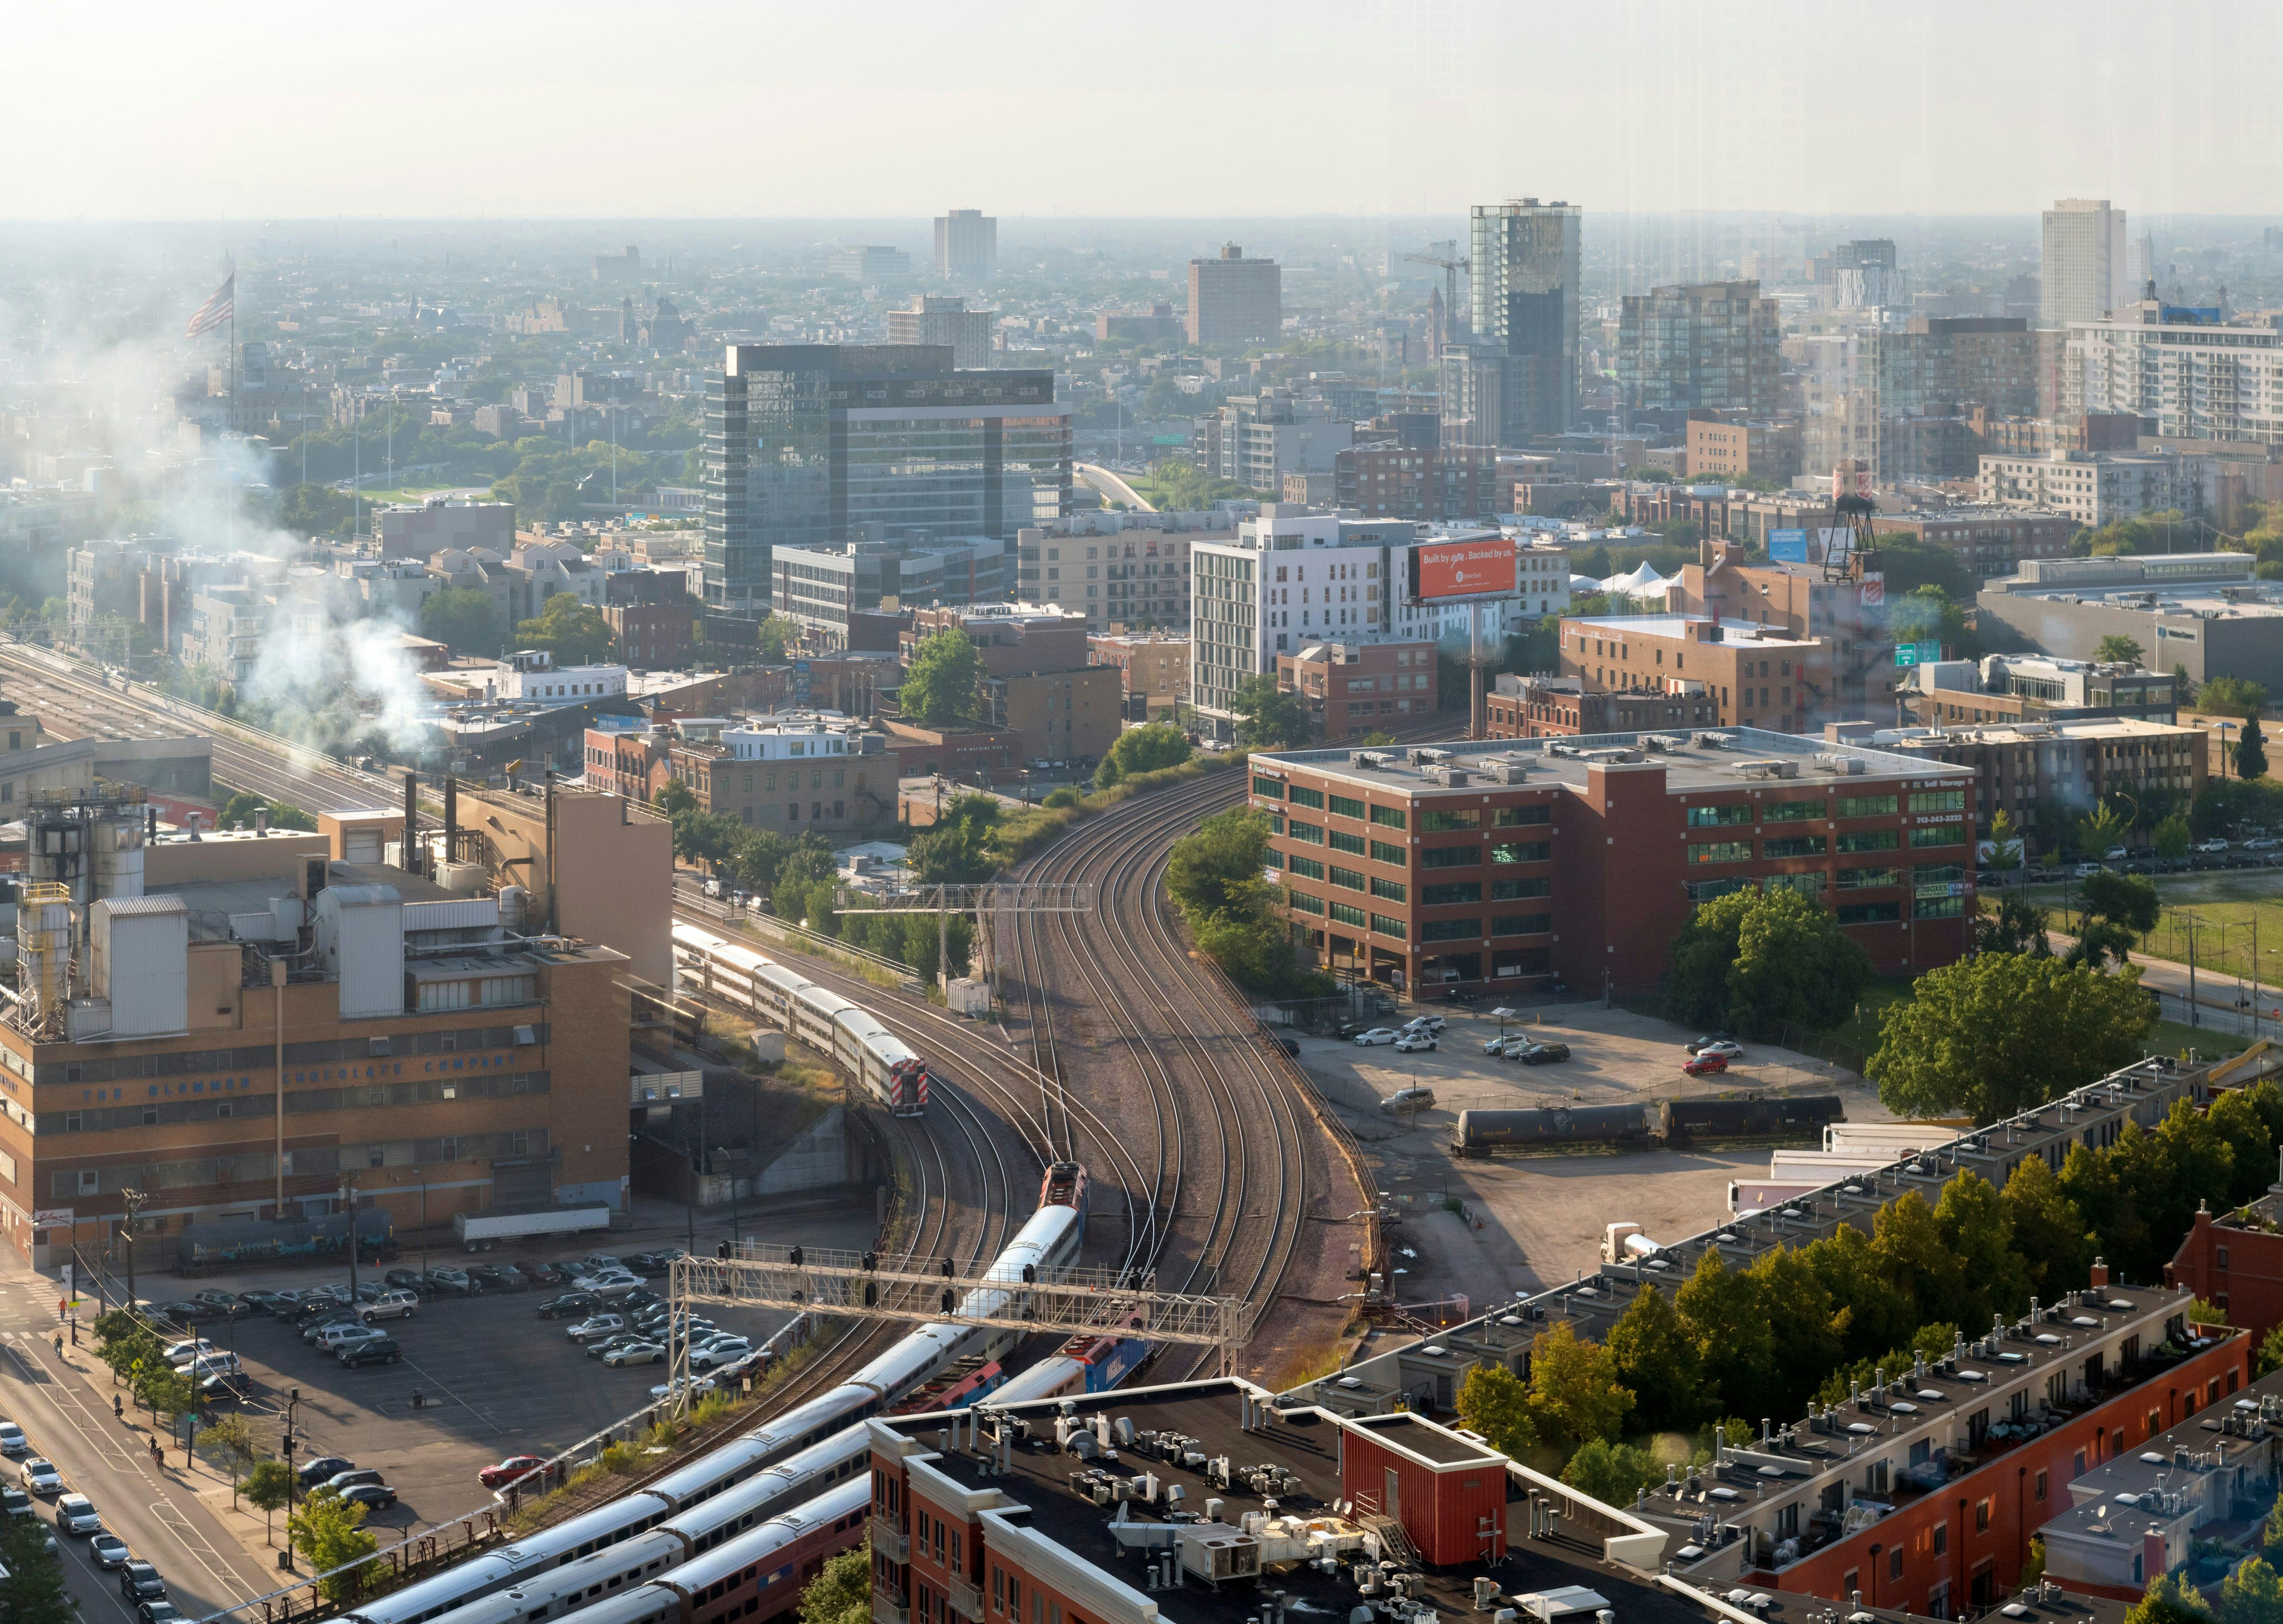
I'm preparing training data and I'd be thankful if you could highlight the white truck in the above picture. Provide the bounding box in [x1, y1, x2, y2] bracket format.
[454, 1207, 612, 1250]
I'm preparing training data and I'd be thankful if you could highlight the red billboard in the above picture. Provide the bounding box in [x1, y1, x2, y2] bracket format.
[1408, 536, 1517, 602]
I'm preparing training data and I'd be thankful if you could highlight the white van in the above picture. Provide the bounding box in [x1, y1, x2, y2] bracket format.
[317, 1324, 384, 1354]
[361, 1291, 420, 1323]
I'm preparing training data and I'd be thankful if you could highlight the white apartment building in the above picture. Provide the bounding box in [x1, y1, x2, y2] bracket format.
[1190, 507, 1554, 726]
[718, 716, 870, 761]
[2040, 199, 2128, 328]
[2065, 299, 2283, 445]
[1978, 448, 2206, 525]
[496, 649, 630, 704]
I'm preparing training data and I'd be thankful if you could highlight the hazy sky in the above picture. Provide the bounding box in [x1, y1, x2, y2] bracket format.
[11, 0, 2279, 221]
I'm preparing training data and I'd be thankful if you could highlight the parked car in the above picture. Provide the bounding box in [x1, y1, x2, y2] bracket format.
[567, 1314, 627, 1343]
[340, 1484, 398, 1512]
[1517, 1042, 1572, 1065]
[621, 1288, 663, 1313]
[689, 1337, 753, 1371]
[339, 1338, 403, 1368]
[648, 1374, 719, 1403]
[1683, 1052, 1730, 1077]
[1277, 1037, 1300, 1056]
[2197, 838, 2231, 854]
[162, 1340, 216, 1368]
[1, 1488, 30, 1517]
[2245, 837, 2282, 852]
[518, 1262, 567, 1287]
[237, 1291, 290, 1314]
[89, 1531, 129, 1569]
[603, 1341, 667, 1368]
[199, 1373, 254, 1406]
[323, 1469, 387, 1494]
[538, 1292, 602, 1321]
[587, 1272, 646, 1299]
[381, 1270, 433, 1296]
[295, 1456, 355, 1488]
[318, 1324, 386, 1354]
[21, 1458, 60, 1497]
[1693, 1040, 1745, 1061]
[120, 1560, 165, 1601]
[158, 1301, 216, 1323]
[423, 1268, 476, 1296]
[585, 1333, 649, 1362]
[1402, 1015, 1446, 1034]
[1480, 1035, 1517, 1056]
[362, 1291, 420, 1322]
[1683, 1034, 1733, 1054]
[137, 1603, 181, 1624]
[183, 1354, 243, 1381]
[0, 1422, 27, 1456]
[55, 1493, 100, 1535]
[1392, 1033, 1436, 1053]
[189, 1291, 242, 1315]
[301, 1314, 363, 1344]
[2073, 862, 2103, 879]
[1377, 1085, 1436, 1115]
[1351, 1028, 1401, 1047]
[479, 1456, 547, 1490]
[470, 1265, 529, 1294]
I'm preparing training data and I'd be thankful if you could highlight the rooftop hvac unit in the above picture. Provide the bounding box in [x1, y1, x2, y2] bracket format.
[1349, 750, 1389, 769]
[1695, 732, 1737, 750]
[1640, 734, 1688, 752]
[1411, 747, 1451, 765]
[1735, 759, 1798, 779]
[1578, 748, 1643, 764]
[1480, 761, 1533, 784]
[1433, 767, 1471, 787]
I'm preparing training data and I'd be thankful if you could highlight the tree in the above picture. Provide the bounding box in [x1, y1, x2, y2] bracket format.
[908, 819, 996, 886]
[1673, 1249, 1771, 1423]
[1603, 1285, 1706, 1431]
[1892, 585, 1972, 659]
[655, 780, 697, 818]
[1168, 808, 1273, 922]
[1227, 673, 1311, 750]
[199, 1411, 264, 1507]
[289, 1486, 380, 1604]
[1521, 1320, 1633, 1453]
[420, 587, 502, 657]
[900, 629, 983, 728]
[2076, 801, 2132, 859]
[754, 613, 798, 663]
[1934, 1171, 2032, 1330]
[1974, 895, 2052, 958]
[512, 593, 614, 665]
[1984, 808, 2024, 872]
[2067, 870, 2161, 971]
[2154, 813, 2193, 863]
[2129, 1572, 2216, 1624]
[1869, 953, 2153, 1123]
[2095, 634, 2146, 665]
[2221, 1556, 2283, 1624]
[1454, 1362, 1532, 1458]
[1105, 723, 1192, 778]
[2241, 715, 2269, 780]
[2002, 1153, 2094, 1298]
[244, 1459, 295, 1544]
[1560, 1437, 1659, 1507]
[2199, 676, 2269, 720]
[1663, 885, 1875, 1034]
[799, 1545, 875, 1624]
[0, 1500, 73, 1624]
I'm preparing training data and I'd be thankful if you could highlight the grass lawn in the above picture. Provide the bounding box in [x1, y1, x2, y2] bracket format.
[1813, 978, 2252, 1079]
[2002, 870, 2283, 983]
[1824, 979, 1916, 1058]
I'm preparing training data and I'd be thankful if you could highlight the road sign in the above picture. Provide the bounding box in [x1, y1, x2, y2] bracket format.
[1894, 641, 1942, 667]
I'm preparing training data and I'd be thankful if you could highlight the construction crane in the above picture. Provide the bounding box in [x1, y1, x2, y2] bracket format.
[1402, 246, 1469, 351]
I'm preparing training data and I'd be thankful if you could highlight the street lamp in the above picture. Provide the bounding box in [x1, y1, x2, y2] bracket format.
[717, 1147, 739, 1244]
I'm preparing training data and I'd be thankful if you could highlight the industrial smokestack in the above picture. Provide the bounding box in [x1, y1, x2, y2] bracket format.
[401, 770, 420, 877]
[443, 775, 458, 868]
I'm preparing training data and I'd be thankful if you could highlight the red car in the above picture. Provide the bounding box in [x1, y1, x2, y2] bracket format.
[1681, 1052, 1729, 1077]
[479, 1456, 547, 1489]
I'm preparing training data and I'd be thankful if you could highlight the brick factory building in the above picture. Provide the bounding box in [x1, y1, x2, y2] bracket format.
[1559, 614, 1831, 734]
[1247, 728, 1973, 996]
[1485, 673, 1720, 738]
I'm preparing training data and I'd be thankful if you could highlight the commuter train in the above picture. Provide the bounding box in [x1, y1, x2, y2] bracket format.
[674, 923, 927, 1116]
[988, 1325, 1153, 1406]
[343, 1180, 1089, 1624]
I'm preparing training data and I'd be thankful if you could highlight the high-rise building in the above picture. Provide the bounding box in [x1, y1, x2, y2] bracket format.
[2040, 199, 2128, 326]
[1830, 238, 1902, 309]
[1439, 199, 1581, 445]
[932, 209, 996, 281]
[827, 244, 912, 281]
[702, 344, 1068, 615]
[1185, 243, 1281, 347]
[2065, 293, 2283, 443]
[885, 295, 992, 369]
[1616, 281, 1782, 416]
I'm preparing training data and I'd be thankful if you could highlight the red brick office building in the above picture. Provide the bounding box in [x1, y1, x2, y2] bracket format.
[1248, 729, 1975, 995]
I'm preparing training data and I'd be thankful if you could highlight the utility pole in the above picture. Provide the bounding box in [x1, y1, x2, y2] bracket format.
[121, 1189, 146, 1311]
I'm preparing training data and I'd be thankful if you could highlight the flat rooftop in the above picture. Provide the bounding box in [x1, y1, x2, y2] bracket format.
[886, 1382, 1706, 1624]
[1251, 728, 1972, 799]
[1870, 717, 2198, 747]
[1563, 614, 1821, 649]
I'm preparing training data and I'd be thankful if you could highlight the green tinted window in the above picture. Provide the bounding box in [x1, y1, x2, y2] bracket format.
[1330, 866, 1366, 892]
[1370, 841, 1407, 865]
[1328, 794, 1366, 820]
[1287, 889, 1323, 915]
[1762, 835, 1825, 859]
[1251, 776, 1283, 799]
[1492, 877, 1552, 900]
[1329, 830, 1366, 855]
[1686, 803, 1752, 827]
[1492, 914, 1552, 936]
[1422, 882, 1482, 905]
[1370, 877, 1407, 902]
[1908, 791, 1967, 814]
[1764, 800, 1825, 823]
[1492, 805, 1552, 827]
[1329, 901, 1367, 929]
[1837, 829, 1900, 854]
[1687, 841, 1751, 865]
[1287, 785, 1324, 810]
[1422, 846, 1480, 869]
[1838, 901, 1901, 924]
[1838, 795, 1900, 819]
[1370, 914, 1407, 940]
[1907, 824, 1965, 848]
[1288, 821, 1324, 845]
[1370, 805, 1407, 830]
[1490, 842, 1551, 864]
[1420, 918, 1479, 943]
[1287, 855, 1324, 880]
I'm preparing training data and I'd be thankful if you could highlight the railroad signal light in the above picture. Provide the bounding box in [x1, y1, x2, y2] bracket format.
[861, 1252, 876, 1271]
[941, 1258, 954, 1279]
[941, 1289, 955, 1313]
[863, 1283, 878, 1307]
[788, 1247, 803, 1267]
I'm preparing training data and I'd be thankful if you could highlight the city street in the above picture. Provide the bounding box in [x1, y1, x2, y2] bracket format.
[0, 1275, 277, 1624]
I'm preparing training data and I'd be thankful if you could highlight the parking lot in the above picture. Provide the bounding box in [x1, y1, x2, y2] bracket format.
[93, 1203, 878, 1540]
[1288, 999, 1898, 1324]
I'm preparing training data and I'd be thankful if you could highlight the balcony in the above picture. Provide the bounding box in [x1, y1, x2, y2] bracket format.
[947, 1579, 984, 1620]
[873, 1593, 910, 1624]
[870, 1518, 908, 1563]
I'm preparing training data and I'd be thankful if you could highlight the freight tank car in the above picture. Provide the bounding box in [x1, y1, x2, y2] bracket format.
[1454, 1104, 1653, 1157]
[1657, 1094, 1844, 1145]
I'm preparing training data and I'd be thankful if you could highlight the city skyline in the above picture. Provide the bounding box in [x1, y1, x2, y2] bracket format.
[7, 0, 2281, 221]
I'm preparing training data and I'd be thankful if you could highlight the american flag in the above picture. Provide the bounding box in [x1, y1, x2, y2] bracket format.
[185, 273, 234, 339]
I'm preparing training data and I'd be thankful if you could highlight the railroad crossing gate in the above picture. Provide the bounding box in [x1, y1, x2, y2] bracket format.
[665, 1247, 1247, 1407]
